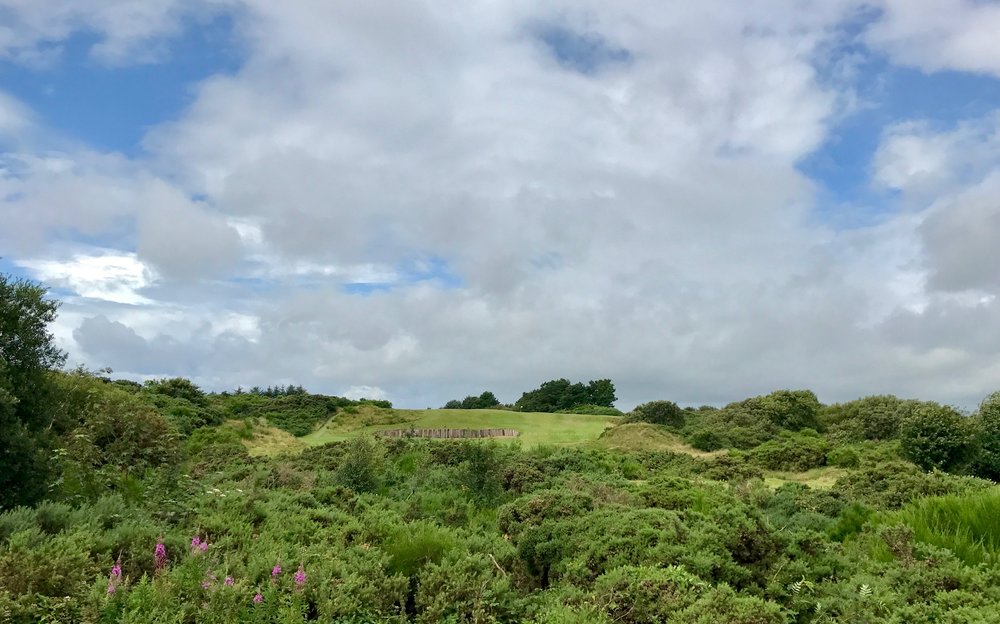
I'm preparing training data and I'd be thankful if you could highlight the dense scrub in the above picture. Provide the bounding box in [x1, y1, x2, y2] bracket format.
[3, 373, 1000, 622]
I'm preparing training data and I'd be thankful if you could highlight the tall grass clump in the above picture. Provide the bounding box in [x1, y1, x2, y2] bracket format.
[895, 491, 1000, 566]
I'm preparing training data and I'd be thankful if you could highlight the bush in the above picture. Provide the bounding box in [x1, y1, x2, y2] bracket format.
[821, 395, 918, 441]
[826, 446, 861, 468]
[899, 403, 974, 472]
[972, 391, 1000, 481]
[335, 436, 387, 493]
[557, 405, 623, 416]
[627, 400, 685, 428]
[592, 565, 703, 622]
[749, 436, 829, 472]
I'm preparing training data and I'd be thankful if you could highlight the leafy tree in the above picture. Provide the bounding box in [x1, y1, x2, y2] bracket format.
[0, 275, 67, 509]
[586, 379, 617, 408]
[515, 378, 617, 412]
[899, 403, 974, 472]
[444, 391, 502, 410]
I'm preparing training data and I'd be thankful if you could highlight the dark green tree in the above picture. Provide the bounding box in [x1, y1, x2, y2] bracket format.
[0, 274, 67, 508]
[586, 379, 617, 408]
[515, 378, 617, 412]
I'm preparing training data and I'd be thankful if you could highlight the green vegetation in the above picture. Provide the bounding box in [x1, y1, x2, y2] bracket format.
[304, 408, 619, 448]
[443, 391, 502, 409]
[4, 275, 1000, 622]
[514, 378, 617, 412]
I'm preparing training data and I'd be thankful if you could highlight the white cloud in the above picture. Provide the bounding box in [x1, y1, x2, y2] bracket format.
[6, 1, 1000, 411]
[343, 385, 389, 402]
[17, 251, 154, 305]
[867, 0, 1000, 77]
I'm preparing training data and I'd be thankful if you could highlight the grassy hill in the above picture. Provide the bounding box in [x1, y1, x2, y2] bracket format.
[302, 407, 620, 448]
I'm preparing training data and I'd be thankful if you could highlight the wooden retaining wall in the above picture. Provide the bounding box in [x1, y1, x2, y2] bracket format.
[376, 428, 519, 439]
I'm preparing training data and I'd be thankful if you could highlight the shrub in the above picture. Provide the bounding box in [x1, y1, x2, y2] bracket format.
[627, 400, 685, 428]
[668, 585, 787, 624]
[749, 435, 829, 472]
[556, 405, 624, 416]
[972, 391, 1000, 481]
[821, 395, 918, 441]
[899, 403, 974, 472]
[826, 446, 861, 468]
[834, 461, 991, 510]
[592, 565, 704, 623]
[335, 436, 386, 493]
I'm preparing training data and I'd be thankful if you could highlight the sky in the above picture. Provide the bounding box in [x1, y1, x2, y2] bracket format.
[2, 1, 1000, 411]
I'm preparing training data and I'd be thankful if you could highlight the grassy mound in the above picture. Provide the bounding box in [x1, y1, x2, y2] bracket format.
[597, 422, 723, 457]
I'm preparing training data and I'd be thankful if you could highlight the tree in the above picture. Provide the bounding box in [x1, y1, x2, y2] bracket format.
[587, 379, 617, 408]
[515, 378, 618, 412]
[443, 390, 502, 410]
[0, 274, 67, 508]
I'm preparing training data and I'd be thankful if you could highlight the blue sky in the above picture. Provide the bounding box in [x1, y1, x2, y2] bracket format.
[0, 14, 241, 156]
[3, 1, 1000, 410]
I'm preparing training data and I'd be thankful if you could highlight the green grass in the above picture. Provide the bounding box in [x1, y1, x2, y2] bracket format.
[763, 467, 848, 490]
[303, 408, 620, 448]
[594, 422, 724, 458]
[892, 491, 1000, 566]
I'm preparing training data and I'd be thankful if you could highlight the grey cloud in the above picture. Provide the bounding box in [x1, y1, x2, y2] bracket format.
[920, 173, 1000, 294]
[136, 183, 243, 281]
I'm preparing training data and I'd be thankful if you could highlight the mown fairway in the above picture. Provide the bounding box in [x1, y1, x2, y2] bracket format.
[302, 407, 620, 448]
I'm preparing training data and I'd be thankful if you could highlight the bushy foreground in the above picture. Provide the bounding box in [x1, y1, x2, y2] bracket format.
[3, 426, 999, 623]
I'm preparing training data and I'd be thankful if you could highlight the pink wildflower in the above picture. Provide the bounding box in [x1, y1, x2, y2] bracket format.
[154, 540, 167, 572]
[224, 576, 234, 586]
[201, 580, 212, 590]
[191, 536, 201, 548]
[199, 541, 208, 553]
[271, 564, 282, 579]
[253, 591, 264, 604]
[107, 558, 122, 596]
[294, 564, 306, 587]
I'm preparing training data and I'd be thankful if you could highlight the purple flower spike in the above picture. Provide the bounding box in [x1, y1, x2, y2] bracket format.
[294, 565, 306, 587]
[253, 591, 264, 604]
[271, 564, 282, 578]
[154, 541, 167, 571]
[199, 541, 208, 552]
[224, 575, 234, 586]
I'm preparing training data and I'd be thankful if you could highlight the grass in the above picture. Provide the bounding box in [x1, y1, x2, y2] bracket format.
[302, 407, 620, 448]
[763, 466, 848, 490]
[891, 491, 1000, 566]
[242, 421, 308, 457]
[594, 422, 724, 458]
